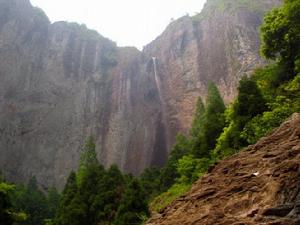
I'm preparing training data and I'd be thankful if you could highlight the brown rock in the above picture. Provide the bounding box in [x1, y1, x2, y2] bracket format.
[146, 113, 300, 225]
[0, 0, 282, 188]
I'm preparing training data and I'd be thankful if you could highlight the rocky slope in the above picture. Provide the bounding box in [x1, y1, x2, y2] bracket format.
[147, 113, 300, 225]
[0, 0, 281, 188]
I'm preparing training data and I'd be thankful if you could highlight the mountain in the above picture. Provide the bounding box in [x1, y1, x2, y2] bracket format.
[0, 0, 281, 188]
[147, 113, 300, 225]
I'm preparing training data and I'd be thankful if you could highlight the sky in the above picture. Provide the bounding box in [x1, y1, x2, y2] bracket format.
[29, 0, 207, 50]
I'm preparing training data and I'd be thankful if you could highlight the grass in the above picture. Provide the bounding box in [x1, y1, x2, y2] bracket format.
[149, 183, 192, 213]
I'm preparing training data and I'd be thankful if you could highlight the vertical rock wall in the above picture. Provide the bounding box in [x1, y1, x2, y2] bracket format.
[0, 0, 281, 188]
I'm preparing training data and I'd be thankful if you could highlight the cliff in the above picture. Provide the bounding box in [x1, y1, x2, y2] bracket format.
[0, 0, 281, 188]
[147, 113, 300, 225]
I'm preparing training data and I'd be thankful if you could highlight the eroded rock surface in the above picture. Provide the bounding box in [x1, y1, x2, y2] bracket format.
[0, 0, 282, 188]
[147, 113, 300, 225]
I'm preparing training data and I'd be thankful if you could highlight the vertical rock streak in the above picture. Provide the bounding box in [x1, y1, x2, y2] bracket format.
[0, 0, 282, 187]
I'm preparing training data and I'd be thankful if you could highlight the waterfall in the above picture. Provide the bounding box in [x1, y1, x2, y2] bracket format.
[151, 56, 170, 158]
[152, 57, 157, 78]
[152, 57, 161, 97]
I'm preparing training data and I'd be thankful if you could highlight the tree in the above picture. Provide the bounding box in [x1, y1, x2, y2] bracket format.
[159, 134, 190, 191]
[77, 136, 98, 186]
[214, 76, 267, 158]
[232, 76, 267, 146]
[89, 165, 124, 224]
[197, 82, 226, 157]
[190, 97, 206, 137]
[13, 177, 49, 225]
[177, 155, 211, 184]
[0, 182, 15, 225]
[55, 172, 79, 225]
[260, 0, 300, 79]
[139, 167, 161, 200]
[234, 76, 267, 118]
[189, 97, 206, 157]
[47, 187, 60, 219]
[114, 178, 149, 225]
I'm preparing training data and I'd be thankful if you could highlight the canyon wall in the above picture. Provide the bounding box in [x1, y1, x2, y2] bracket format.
[0, 0, 281, 188]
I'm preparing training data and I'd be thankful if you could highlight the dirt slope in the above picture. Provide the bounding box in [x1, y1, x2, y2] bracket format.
[147, 113, 300, 225]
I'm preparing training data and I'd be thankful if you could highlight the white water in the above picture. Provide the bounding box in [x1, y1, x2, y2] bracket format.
[152, 57, 162, 97]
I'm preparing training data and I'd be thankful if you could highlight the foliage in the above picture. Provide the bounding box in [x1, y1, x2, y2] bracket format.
[151, 1, 300, 213]
[3, 2, 300, 224]
[139, 167, 161, 200]
[0, 182, 27, 225]
[177, 155, 211, 184]
[94, 165, 124, 224]
[242, 73, 300, 144]
[47, 187, 61, 220]
[260, 0, 300, 79]
[150, 84, 226, 211]
[214, 76, 267, 158]
[149, 183, 191, 213]
[77, 136, 98, 186]
[200, 82, 226, 156]
[55, 137, 149, 225]
[261, 0, 300, 60]
[190, 98, 206, 137]
[55, 172, 79, 225]
[0, 182, 16, 225]
[159, 134, 190, 191]
[114, 178, 149, 225]
[13, 177, 49, 225]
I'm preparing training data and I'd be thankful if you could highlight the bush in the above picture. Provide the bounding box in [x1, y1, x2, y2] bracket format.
[149, 183, 191, 213]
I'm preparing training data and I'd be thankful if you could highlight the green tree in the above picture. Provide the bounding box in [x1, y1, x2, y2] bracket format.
[176, 155, 211, 184]
[90, 165, 124, 224]
[47, 187, 60, 219]
[13, 177, 49, 225]
[189, 97, 206, 157]
[139, 167, 161, 200]
[77, 136, 98, 186]
[190, 97, 206, 137]
[159, 134, 190, 191]
[260, 0, 300, 79]
[214, 76, 267, 157]
[0, 182, 15, 225]
[197, 82, 225, 157]
[114, 178, 149, 225]
[55, 172, 79, 225]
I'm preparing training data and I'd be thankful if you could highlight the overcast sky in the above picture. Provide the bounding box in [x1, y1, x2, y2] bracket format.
[30, 0, 206, 49]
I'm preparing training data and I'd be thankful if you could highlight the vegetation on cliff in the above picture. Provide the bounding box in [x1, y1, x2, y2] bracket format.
[1, 0, 300, 225]
[147, 0, 300, 212]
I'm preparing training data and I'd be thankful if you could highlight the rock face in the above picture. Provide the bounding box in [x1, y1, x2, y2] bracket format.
[147, 113, 300, 225]
[0, 0, 281, 188]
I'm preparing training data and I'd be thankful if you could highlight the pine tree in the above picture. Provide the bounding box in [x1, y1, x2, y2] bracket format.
[231, 76, 267, 147]
[190, 97, 206, 137]
[197, 82, 226, 157]
[55, 172, 80, 225]
[139, 167, 161, 200]
[77, 136, 98, 186]
[47, 187, 60, 219]
[159, 134, 190, 191]
[91, 165, 124, 224]
[114, 178, 149, 225]
[189, 97, 206, 158]
[13, 177, 49, 225]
